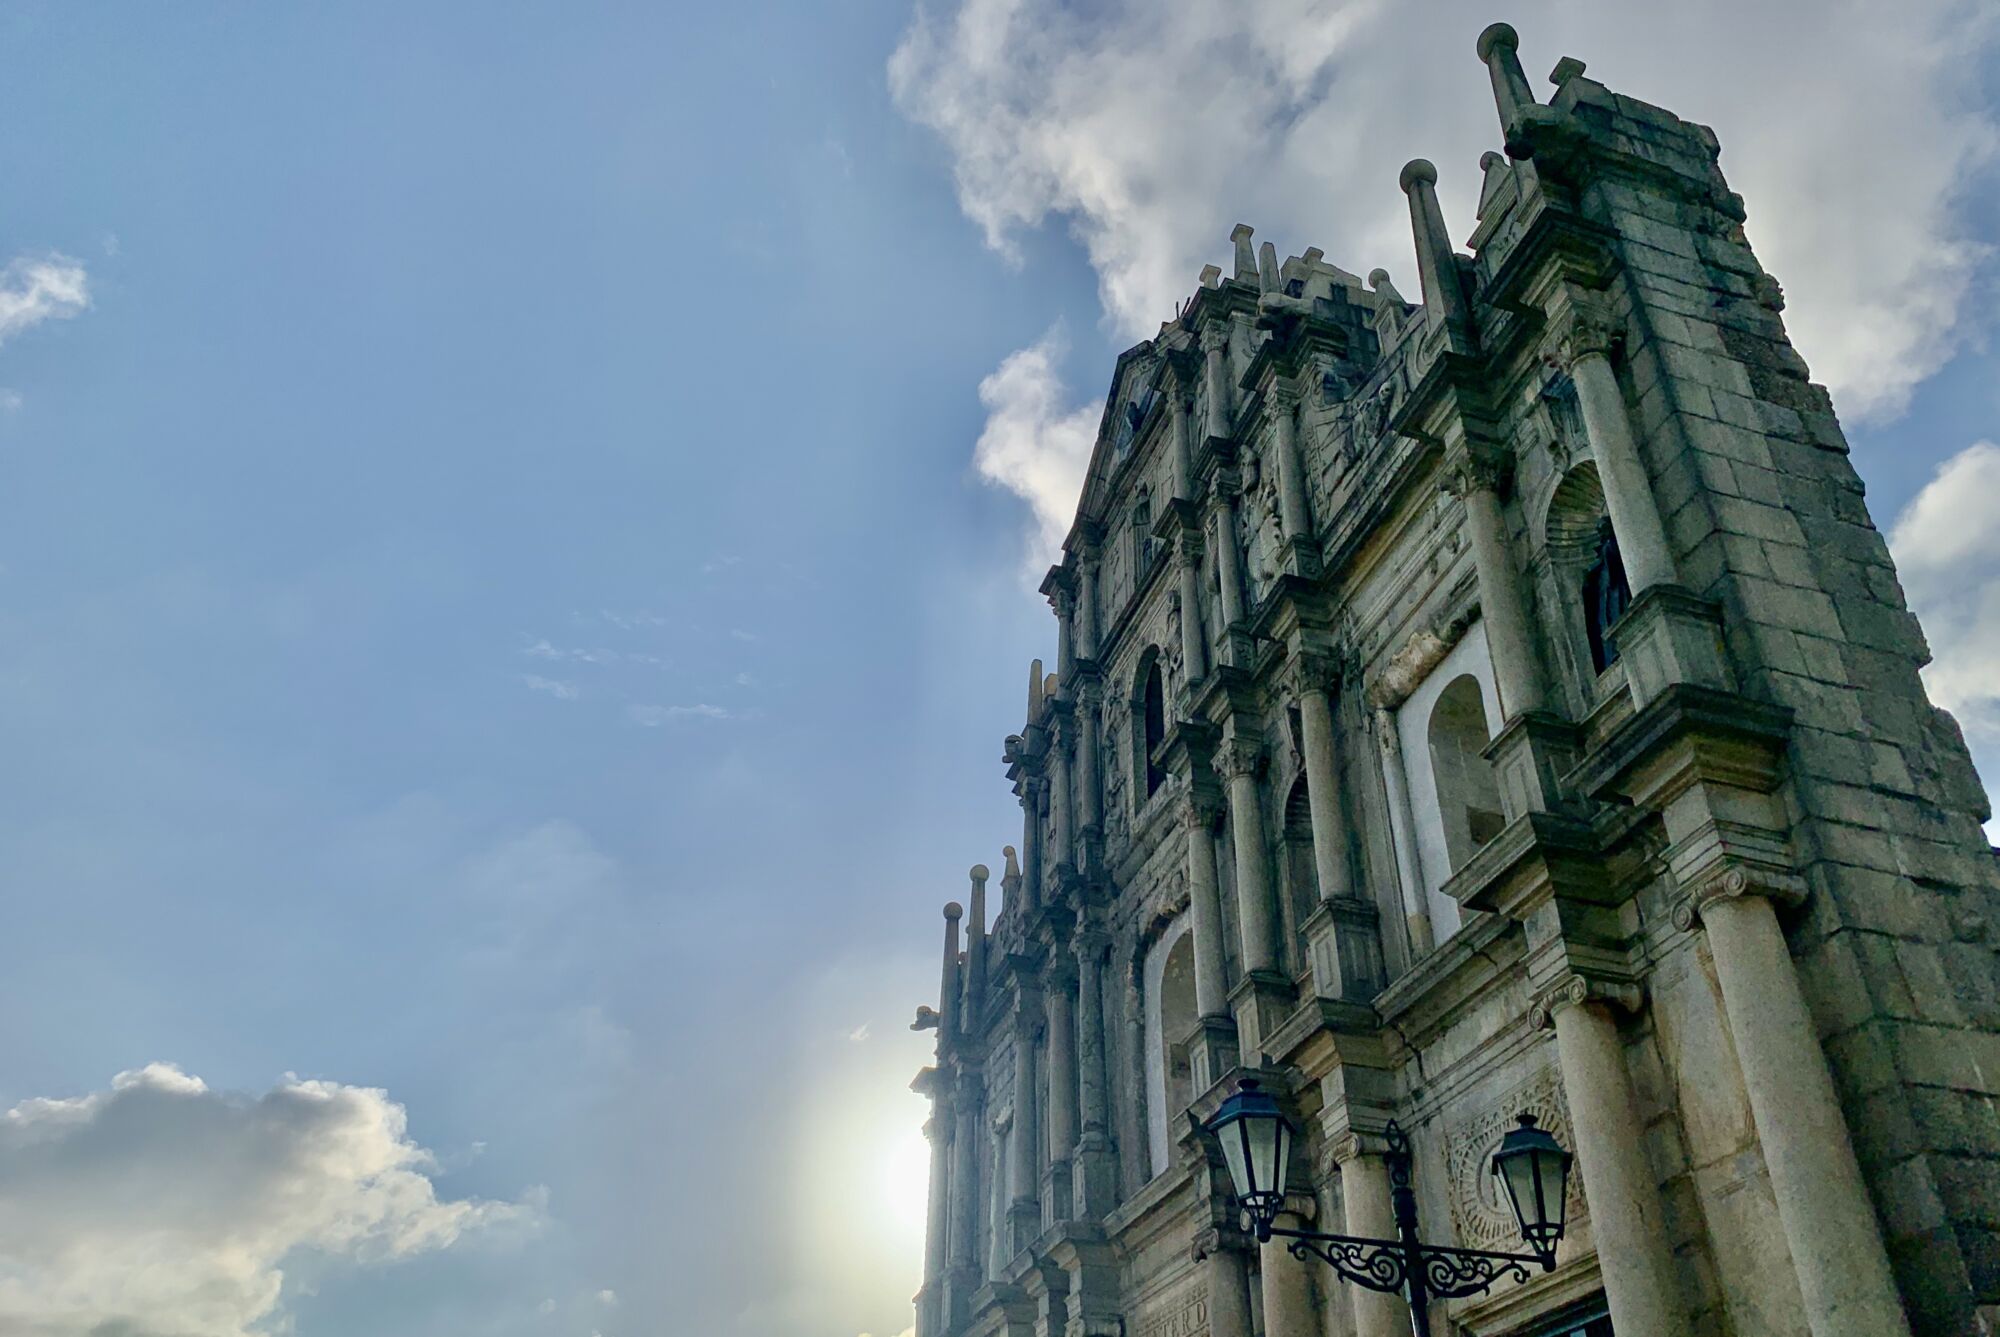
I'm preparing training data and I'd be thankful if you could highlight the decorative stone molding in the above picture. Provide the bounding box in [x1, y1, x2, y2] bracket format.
[1283, 648, 1344, 703]
[1443, 1069, 1587, 1251]
[1134, 1285, 1208, 1337]
[1444, 448, 1512, 499]
[1543, 304, 1619, 371]
[1181, 793, 1223, 832]
[1366, 607, 1478, 710]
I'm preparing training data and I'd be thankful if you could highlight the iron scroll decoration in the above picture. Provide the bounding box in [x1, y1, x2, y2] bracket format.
[1246, 1121, 1559, 1337]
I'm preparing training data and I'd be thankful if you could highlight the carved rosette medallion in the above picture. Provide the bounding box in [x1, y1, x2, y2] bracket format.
[1443, 1068, 1588, 1250]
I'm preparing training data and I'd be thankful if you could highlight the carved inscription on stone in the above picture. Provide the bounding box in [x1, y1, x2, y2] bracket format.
[1133, 1286, 1207, 1337]
[1443, 1067, 1588, 1249]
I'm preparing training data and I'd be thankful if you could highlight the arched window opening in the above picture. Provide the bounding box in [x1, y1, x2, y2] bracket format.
[1143, 663, 1167, 797]
[1427, 674, 1504, 870]
[1581, 517, 1631, 672]
[1143, 924, 1199, 1176]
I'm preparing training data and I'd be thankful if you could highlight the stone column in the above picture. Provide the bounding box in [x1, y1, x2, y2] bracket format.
[1077, 686, 1103, 842]
[1213, 483, 1247, 631]
[1171, 380, 1197, 501]
[1335, 1140, 1403, 1337]
[1294, 661, 1354, 903]
[1008, 1001, 1042, 1252]
[1078, 556, 1100, 662]
[1474, 22, 1538, 148]
[1050, 724, 1072, 872]
[1542, 980, 1687, 1337]
[920, 1103, 952, 1337]
[1216, 740, 1279, 976]
[1260, 1203, 1318, 1337]
[1176, 530, 1210, 684]
[1268, 381, 1313, 555]
[1451, 456, 1549, 720]
[1202, 322, 1233, 442]
[1197, 1232, 1255, 1337]
[951, 1067, 983, 1271]
[1558, 313, 1678, 596]
[1052, 584, 1076, 687]
[1692, 878, 1913, 1336]
[1072, 928, 1116, 1218]
[1183, 799, 1230, 1019]
[1374, 708, 1435, 956]
[1044, 963, 1079, 1223]
[966, 865, 990, 1024]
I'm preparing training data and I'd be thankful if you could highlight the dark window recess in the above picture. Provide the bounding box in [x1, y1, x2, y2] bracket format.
[1522, 1300, 1613, 1337]
[1143, 665, 1166, 796]
[1582, 517, 1631, 673]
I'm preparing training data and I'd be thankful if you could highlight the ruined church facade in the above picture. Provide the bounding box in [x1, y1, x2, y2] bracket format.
[912, 24, 2000, 1337]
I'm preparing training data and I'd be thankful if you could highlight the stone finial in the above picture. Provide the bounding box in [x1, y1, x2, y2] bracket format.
[970, 863, 990, 886]
[1368, 267, 1407, 309]
[1301, 246, 1324, 270]
[1028, 657, 1045, 722]
[1476, 22, 1540, 158]
[1257, 240, 1282, 294]
[1399, 159, 1475, 350]
[1003, 845, 1020, 880]
[1044, 671, 1060, 702]
[938, 902, 964, 1041]
[1231, 224, 1257, 281]
[1198, 263, 1222, 289]
[1475, 150, 1511, 222]
[1550, 56, 1586, 89]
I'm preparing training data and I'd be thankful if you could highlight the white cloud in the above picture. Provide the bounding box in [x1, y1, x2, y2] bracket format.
[970, 325, 1097, 569]
[521, 673, 579, 700]
[893, 1, 1998, 547]
[0, 254, 89, 347]
[0, 1063, 525, 1337]
[1891, 441, 2000, 741]
[627, 702, 733, 726]
[0, 389, 21, 413]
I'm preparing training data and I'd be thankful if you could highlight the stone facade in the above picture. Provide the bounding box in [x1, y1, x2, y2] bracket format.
[910, 24, 2000, 1337]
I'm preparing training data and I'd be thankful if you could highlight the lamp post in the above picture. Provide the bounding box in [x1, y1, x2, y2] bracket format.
[1206, 1080, 1572, 1337]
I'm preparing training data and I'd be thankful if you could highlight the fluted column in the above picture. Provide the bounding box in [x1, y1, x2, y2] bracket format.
[1692, 878, 1912, 1336]
[1078, 556, 1101, 662]
[1268, 380, 1313, 551]
[1542, 980, 1687, 1337]
[1374, 708, 1434, 956]
[1334, 1140, 1403, 1337]
[1216, 740, 1278, 976]
[1450, 457, 1549, 720]
[1197, 1232, 1255, 1337]
[1176, 530, 1210, 684]
[1072, 927, 1116, 1217]
[1044, 962, 1078, 1223]
[1556, 312, 1678, 595]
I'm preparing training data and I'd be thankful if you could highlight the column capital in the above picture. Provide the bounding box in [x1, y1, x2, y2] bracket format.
[1181, 790, 1224, 830]
[1191, 1224, 1256, 1261]
[1267, 375, 1302, 412]
[1544, 301, 1620, 371]
[1199, 318, 1232, 355]
[1443, 447, 1512, 499]
[1213, 738, 1264, 781]
[1672, 861, 1808, 931]
[1530, 970, 1644, 1030]
[1174, 525, 1207, 565]
[1327, 1128, 1399, 1165]
[954, 1066, 985, 1105]
[1283, 647, 1345, 702]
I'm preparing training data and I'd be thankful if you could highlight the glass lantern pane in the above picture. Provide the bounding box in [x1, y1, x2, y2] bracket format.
[1536, 1151, 1569, 1230]
[1221, 1122, 1253, 1200]
[1245, 1114, 1279, 1195]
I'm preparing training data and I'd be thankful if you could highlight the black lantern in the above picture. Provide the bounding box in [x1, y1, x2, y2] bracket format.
[1491, 1114, 1572, 1260]
[1204, 1079, 1293, 1239]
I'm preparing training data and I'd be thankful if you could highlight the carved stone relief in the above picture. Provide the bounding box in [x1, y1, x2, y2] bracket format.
[1443, 1066, 1588, 1250]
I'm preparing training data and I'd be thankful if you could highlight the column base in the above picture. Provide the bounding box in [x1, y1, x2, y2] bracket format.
[1228, 969, 1299, 1064]
[1071, 1133, 1117, 1220]
[1612, 584, 1734, 710]
[1007, 1199, 1043, 1256]
[1186, 1013, 1241, 1095]
[1484, 709, 1584, 822]
[1302, 894, 1385, 1001]
[1040, 1160, 1074, 1230]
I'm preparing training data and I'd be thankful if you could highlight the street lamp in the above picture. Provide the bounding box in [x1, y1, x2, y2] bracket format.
[1205, 1081, 1572, 1337]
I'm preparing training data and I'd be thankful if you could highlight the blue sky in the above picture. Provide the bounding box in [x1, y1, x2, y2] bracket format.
[0, 4, 1993, 1337]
